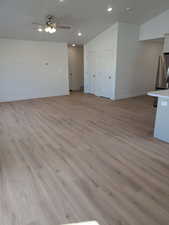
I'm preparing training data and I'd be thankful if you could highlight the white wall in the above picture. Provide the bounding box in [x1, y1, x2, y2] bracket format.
[140, 9, 169, 41]
[68, 46, 84, 91]
[115, 23, 163, 99]
[163, 35, 169, 52]
[0, 39, 69, 102]
[84, 23, 118, 99]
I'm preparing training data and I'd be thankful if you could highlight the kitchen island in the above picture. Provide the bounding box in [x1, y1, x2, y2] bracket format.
[148, 89, 169, 143]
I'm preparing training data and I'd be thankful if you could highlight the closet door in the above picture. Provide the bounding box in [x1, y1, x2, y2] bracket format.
[94, 55, 104, 97]
[101, 50, 114, 99]
[96, 50, 114, 99]
[88, 51, 96, 94]
[87, 50, 114, 99]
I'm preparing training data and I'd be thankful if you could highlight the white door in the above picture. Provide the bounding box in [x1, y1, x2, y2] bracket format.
[101, 51, 114, 99]
[94, 51, 114, 99]
[68, 46, 84, 91]
[68, 56, 73, 91]
[88, 52, 97, 94]
[95, 55, 104, 97]
[87, 50, 114, 99]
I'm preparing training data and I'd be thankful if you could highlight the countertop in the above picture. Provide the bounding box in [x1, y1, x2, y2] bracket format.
[148, 89, 169, 99]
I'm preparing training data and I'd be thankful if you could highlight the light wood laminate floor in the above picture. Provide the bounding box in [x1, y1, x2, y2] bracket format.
[0, 92, 169, 225]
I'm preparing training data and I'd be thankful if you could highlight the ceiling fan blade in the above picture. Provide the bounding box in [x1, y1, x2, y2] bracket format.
[55, 24, 72, 29]
[32, 23, 44, 26]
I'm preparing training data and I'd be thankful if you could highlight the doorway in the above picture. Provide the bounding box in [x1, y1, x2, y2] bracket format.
[68, 45, 84, 92]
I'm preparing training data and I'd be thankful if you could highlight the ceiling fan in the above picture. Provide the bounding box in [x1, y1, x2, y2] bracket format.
[33, 15, 72, 34]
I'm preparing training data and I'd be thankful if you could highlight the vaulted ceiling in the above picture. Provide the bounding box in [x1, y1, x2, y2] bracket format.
[1, 0, 169, 44]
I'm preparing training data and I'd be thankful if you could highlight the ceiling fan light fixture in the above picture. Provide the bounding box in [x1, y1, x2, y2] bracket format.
[49, 27, 56, 34]
[45, 26, 50, 32]
[33, 15, 71, 34]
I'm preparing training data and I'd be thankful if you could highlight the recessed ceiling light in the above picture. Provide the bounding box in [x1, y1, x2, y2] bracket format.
[72, 44, 76, 47]
[59, 0, 64, 2]
[38, 27, 43, 32]
[107, 6, 113, 12]
[78, 32, 82, 36]
[126, 7, 132, 12]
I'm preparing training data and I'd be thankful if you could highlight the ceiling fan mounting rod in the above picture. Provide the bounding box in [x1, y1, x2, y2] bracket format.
[47, 15, 56, 23]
